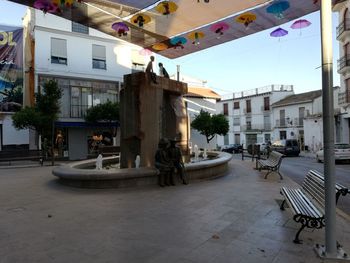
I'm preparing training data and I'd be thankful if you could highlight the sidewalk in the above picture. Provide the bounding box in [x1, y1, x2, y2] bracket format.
[0, 158, 349, 263]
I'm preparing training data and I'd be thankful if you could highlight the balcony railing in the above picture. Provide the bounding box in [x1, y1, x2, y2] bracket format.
[338, 90, 350, 105]
[70, 104, 90, 118]
[276, 118, 303, 127]
[260, 105, 271, 112]
[241, 123, 272, 132]
[337, 55, 350, 72]
[336, 19, 350, 39]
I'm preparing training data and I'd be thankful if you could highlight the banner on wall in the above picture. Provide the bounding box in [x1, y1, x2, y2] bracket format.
[0, 24, 23, 112]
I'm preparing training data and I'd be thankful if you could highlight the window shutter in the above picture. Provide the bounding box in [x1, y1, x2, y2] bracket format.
[92, 45, 106, 60]
[51, 38, 67, 58]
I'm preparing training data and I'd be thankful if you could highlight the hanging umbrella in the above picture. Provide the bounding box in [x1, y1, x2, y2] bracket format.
[52, 0, 75, 8]
[156, 1, 178, 15]
[290, 19, 311, 29]
[152, 43, 168, 51]
[210, 22, 229, 38]
[236, 12, 256, 29]
[33, 0, 58, 13]
[170, 36, 187, 49]
[139, 48, 152, 56]
[270, 27, 288, 40]
[266, 1, 290, 19]
[188, 31, 205, 45]
[111, 22, 129, 37]
[131, 14, 151, 28]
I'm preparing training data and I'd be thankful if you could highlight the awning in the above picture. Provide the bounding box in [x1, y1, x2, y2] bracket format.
[8, 0, 335, 59]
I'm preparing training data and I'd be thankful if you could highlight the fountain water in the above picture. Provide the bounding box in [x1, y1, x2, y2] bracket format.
[203, 148, 207, 159]
[135, 155, 140, 168]
[194, 144, 199, 161]
[96, 154, 103, 170]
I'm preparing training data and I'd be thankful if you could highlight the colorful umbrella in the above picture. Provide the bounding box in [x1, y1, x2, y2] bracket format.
[156, 1, 178, 15]
[170, 37, 187, 49]
[33, 0, 58, 13]
[210, 22, 229, 38]
[270, 27, 288, 38]
[152, 43, 168, 51]
[139, 48, 152, 56]
[290, 19, 311, 29]
[236, 12, 257, 29]
[131, 14, 151, 28]
[52, 0, 75, 8]
[266, 1, 290, 19]
[111, 22, 129, 37]
[188, 31, 205, 45]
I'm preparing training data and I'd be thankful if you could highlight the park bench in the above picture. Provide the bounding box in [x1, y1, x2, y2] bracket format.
[280, 169, 349, 244]
[0, 150, 44, 166]
[257, 151, 284, 179]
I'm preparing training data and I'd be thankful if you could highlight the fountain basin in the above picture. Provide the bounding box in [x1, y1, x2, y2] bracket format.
[52, 152, 232, 188]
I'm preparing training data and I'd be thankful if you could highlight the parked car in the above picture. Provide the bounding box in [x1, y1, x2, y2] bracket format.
[221, 144, 243, 154]
[270, 139, 300, 157]
[316, 143, 350, 163]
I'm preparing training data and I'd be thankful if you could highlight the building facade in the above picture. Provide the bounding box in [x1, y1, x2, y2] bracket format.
[334, 0, 350, 144]
[216, 85, 294, 148]
[23, 8, 146, 160]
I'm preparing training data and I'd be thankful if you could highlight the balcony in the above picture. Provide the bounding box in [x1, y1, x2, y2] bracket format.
[337, 55, 350, 75]
[333, 0, 347, 12]
[260, 106, 271, 112]
[338, 90, 350, 105]
[241, 123, 272, 132]
[275, 118, 303, 128]
[336, 19, 350, 42]
[243, 108, 252, 115]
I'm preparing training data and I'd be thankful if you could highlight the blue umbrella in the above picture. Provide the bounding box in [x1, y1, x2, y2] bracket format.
[170, 36, 187, 49]
[266, 1, 290, 19]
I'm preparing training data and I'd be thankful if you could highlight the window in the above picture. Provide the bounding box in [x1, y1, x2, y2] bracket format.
[233, 101, 240, 109]
[72, 21, 89, 34]
[280, 109, 285, 126]
[280, 131, 287, 140]
[246, 100, 251, 113]
[246, 116, 252, 130]
[223, 103, 228, 116]
[234, 134, 240, 144]
[298, 107, 305, 126]
[92, 44, 106, 69]
[263, 97, 270, 111]
[233, 117, 240, 126]
[264, 115, 271, 130]
[224, 134, 229, 145]
[51, 38, 67, 65]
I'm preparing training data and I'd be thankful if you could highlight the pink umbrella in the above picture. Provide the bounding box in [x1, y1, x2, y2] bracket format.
[139, 48, 152, 56]
[290, 19, 311, 29]
[111, 22, 129, 37]
[210, 22, 229, 38]
[34, 0, 59, 13]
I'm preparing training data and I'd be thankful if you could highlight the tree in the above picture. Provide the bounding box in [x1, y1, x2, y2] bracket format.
[12, 80, 62, 148]
[191, 110, 229, 143]
[85, 100, 119, 124]
[84, 100, 120, 140]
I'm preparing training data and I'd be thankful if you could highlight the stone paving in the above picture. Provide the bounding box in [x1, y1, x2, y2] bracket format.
[0, 158, 349, 263]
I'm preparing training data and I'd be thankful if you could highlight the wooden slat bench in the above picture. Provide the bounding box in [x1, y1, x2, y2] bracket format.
[257, 151, 284, 179]
[280, 169, 349, 244]
[0, 150, 44, 166]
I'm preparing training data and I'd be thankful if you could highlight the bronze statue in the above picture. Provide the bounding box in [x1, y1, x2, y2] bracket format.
[155, 138, 175, 186]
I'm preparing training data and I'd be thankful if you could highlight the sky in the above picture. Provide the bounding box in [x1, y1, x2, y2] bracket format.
[0, 0, 341, 95]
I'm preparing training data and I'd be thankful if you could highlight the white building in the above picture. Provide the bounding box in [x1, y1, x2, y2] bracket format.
[217, 85, 294, 148]
[271, 89, 324, 151]
[22, 8, 146, 160]
[334, 0, 350, 144]
[184, 86, 221, 150]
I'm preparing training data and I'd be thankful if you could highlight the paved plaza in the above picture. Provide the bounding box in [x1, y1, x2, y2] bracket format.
[0, 158, 349, 263]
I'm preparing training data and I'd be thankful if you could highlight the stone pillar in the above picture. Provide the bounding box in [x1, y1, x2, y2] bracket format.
[120, 72, 188, 168]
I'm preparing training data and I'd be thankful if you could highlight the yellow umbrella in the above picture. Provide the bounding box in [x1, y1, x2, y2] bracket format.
[187, 31, 205, 45]
[155, 1, 178, 15]
[152, 43, 168, 51]
[235, 12, 257, 28]
[52, 0, 75, 8]
[131, 14, 151, 28]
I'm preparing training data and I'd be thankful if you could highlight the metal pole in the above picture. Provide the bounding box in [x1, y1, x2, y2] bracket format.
[320, 0, 336, 256]
[176, 65, 180, 81]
